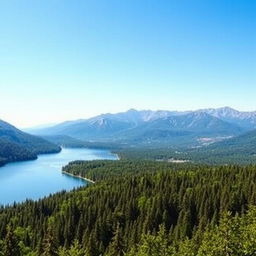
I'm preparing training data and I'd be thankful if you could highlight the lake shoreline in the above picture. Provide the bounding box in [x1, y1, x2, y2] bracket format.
[0, 149, 62, 168]
[0, 148, 116, 205]
[62, 170, 95, 184]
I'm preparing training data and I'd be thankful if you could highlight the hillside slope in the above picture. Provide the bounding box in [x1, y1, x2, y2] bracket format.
[113, 112, 243, 146]
[0, 119, 61, 165]
[199, 106, 256, 129]
[28, 109, 245, 147]
[116, 129, 256, 165]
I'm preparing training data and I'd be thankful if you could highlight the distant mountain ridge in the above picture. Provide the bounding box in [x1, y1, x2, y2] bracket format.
[0, 119, 61, 166]
[197, 107, 256, 129]
[27, 107, 254, 147]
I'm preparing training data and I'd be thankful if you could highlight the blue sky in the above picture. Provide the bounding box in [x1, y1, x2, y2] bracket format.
[0, 0, 255, 127]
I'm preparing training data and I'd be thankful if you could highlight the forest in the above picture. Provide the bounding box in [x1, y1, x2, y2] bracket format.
[0, 119, 61, 166]
[0, 138, 37, 166]
[117, 146, 256, 165]
[1, 0, 254, 254]
[1, 161, 256, 255]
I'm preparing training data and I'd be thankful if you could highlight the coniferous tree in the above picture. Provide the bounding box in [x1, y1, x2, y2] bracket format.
[3, 225, 19, 256]
[106, 223, 124, 256]
[42, 218, 58, 256]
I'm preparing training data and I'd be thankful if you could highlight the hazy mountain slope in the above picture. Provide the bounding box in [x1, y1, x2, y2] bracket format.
[199, 107, 256, 130]
[28, 109, 246, 147]
[136, 112, 242, 135]
[27, 109, 188, 137]
[41, 135, 88, 147]
[28, 109, 174, 137]
[0, 120, 61, 154]
[97, 108, 185, 123]
[40, 135, 121, 149]
[0, 137, 37, 165]
[205, 129, 256, 153]
[111, 112, 243, 146]
[176, 129, 256, 164]
[0, 119, 61, 165]
[182, 129, 256, 164]
[35, 118, 135, 140]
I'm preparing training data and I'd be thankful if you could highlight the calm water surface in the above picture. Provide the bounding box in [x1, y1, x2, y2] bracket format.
[0, 148, 117, 205]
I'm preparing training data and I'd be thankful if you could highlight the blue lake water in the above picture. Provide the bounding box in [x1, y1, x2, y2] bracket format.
[0, 148, 117, 206]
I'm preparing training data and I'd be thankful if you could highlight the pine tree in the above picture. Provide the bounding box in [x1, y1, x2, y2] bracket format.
[59, 240, 84, 256]
[85, 231, 99, 256]
[42, 217, 58, 256]
[106, 223, 124, 256]
[3, 225, 19, 256]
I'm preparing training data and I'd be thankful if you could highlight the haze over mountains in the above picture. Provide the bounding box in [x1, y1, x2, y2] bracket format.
[1, 106, 255, 166]
[198, 107, 256, 130]
[26, 107, 256, 148]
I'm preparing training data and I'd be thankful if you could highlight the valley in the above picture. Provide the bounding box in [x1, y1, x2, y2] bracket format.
[24, 107, 256, 165]
[28, 108, 252, 148]
[1, 1, 254, 254]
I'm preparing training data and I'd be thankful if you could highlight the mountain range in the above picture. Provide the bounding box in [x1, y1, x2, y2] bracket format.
[26, 107, 256, 147]
[0, 119, 61, 166]
[198, 107, 256, 130]
[1, 106, 256, 166]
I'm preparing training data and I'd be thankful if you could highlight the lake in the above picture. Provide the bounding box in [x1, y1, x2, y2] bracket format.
[0, 148, 117, 206]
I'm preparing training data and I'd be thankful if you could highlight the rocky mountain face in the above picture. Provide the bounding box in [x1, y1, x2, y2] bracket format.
[197, 107, 256, 129]
[26, 107, 254, 147]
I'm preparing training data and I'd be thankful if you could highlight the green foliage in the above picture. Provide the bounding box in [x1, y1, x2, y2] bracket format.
[117, 132, 256, 165]
[0, 138, 37, 164]
[42, 217, 58, 256]
[58, 240, 84, 256]
[106, 223, 124, 256]
[1, 161, 256, 255]
[62, 159, 196, 182]
[127, 207, 256, 255]
[2, 225, 19, 256]
[0, 120, 61, 165]
[197, 207, 256, 256]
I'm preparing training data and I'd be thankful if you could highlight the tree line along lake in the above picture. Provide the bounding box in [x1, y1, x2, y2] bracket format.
[0, 148, 117, 206]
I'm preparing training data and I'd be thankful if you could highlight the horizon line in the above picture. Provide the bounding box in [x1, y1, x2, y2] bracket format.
[21, 106, 256, 130]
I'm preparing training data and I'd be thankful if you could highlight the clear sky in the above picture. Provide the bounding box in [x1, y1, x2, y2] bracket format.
[0, 0, 255, 127]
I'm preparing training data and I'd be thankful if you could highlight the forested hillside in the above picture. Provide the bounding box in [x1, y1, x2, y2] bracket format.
[0, 119, 61, 165]
[41, 135, 119, 150]
[0, 138, 37, 166]
[117, 136, 256, 165]
[1, 161, 256, 255]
